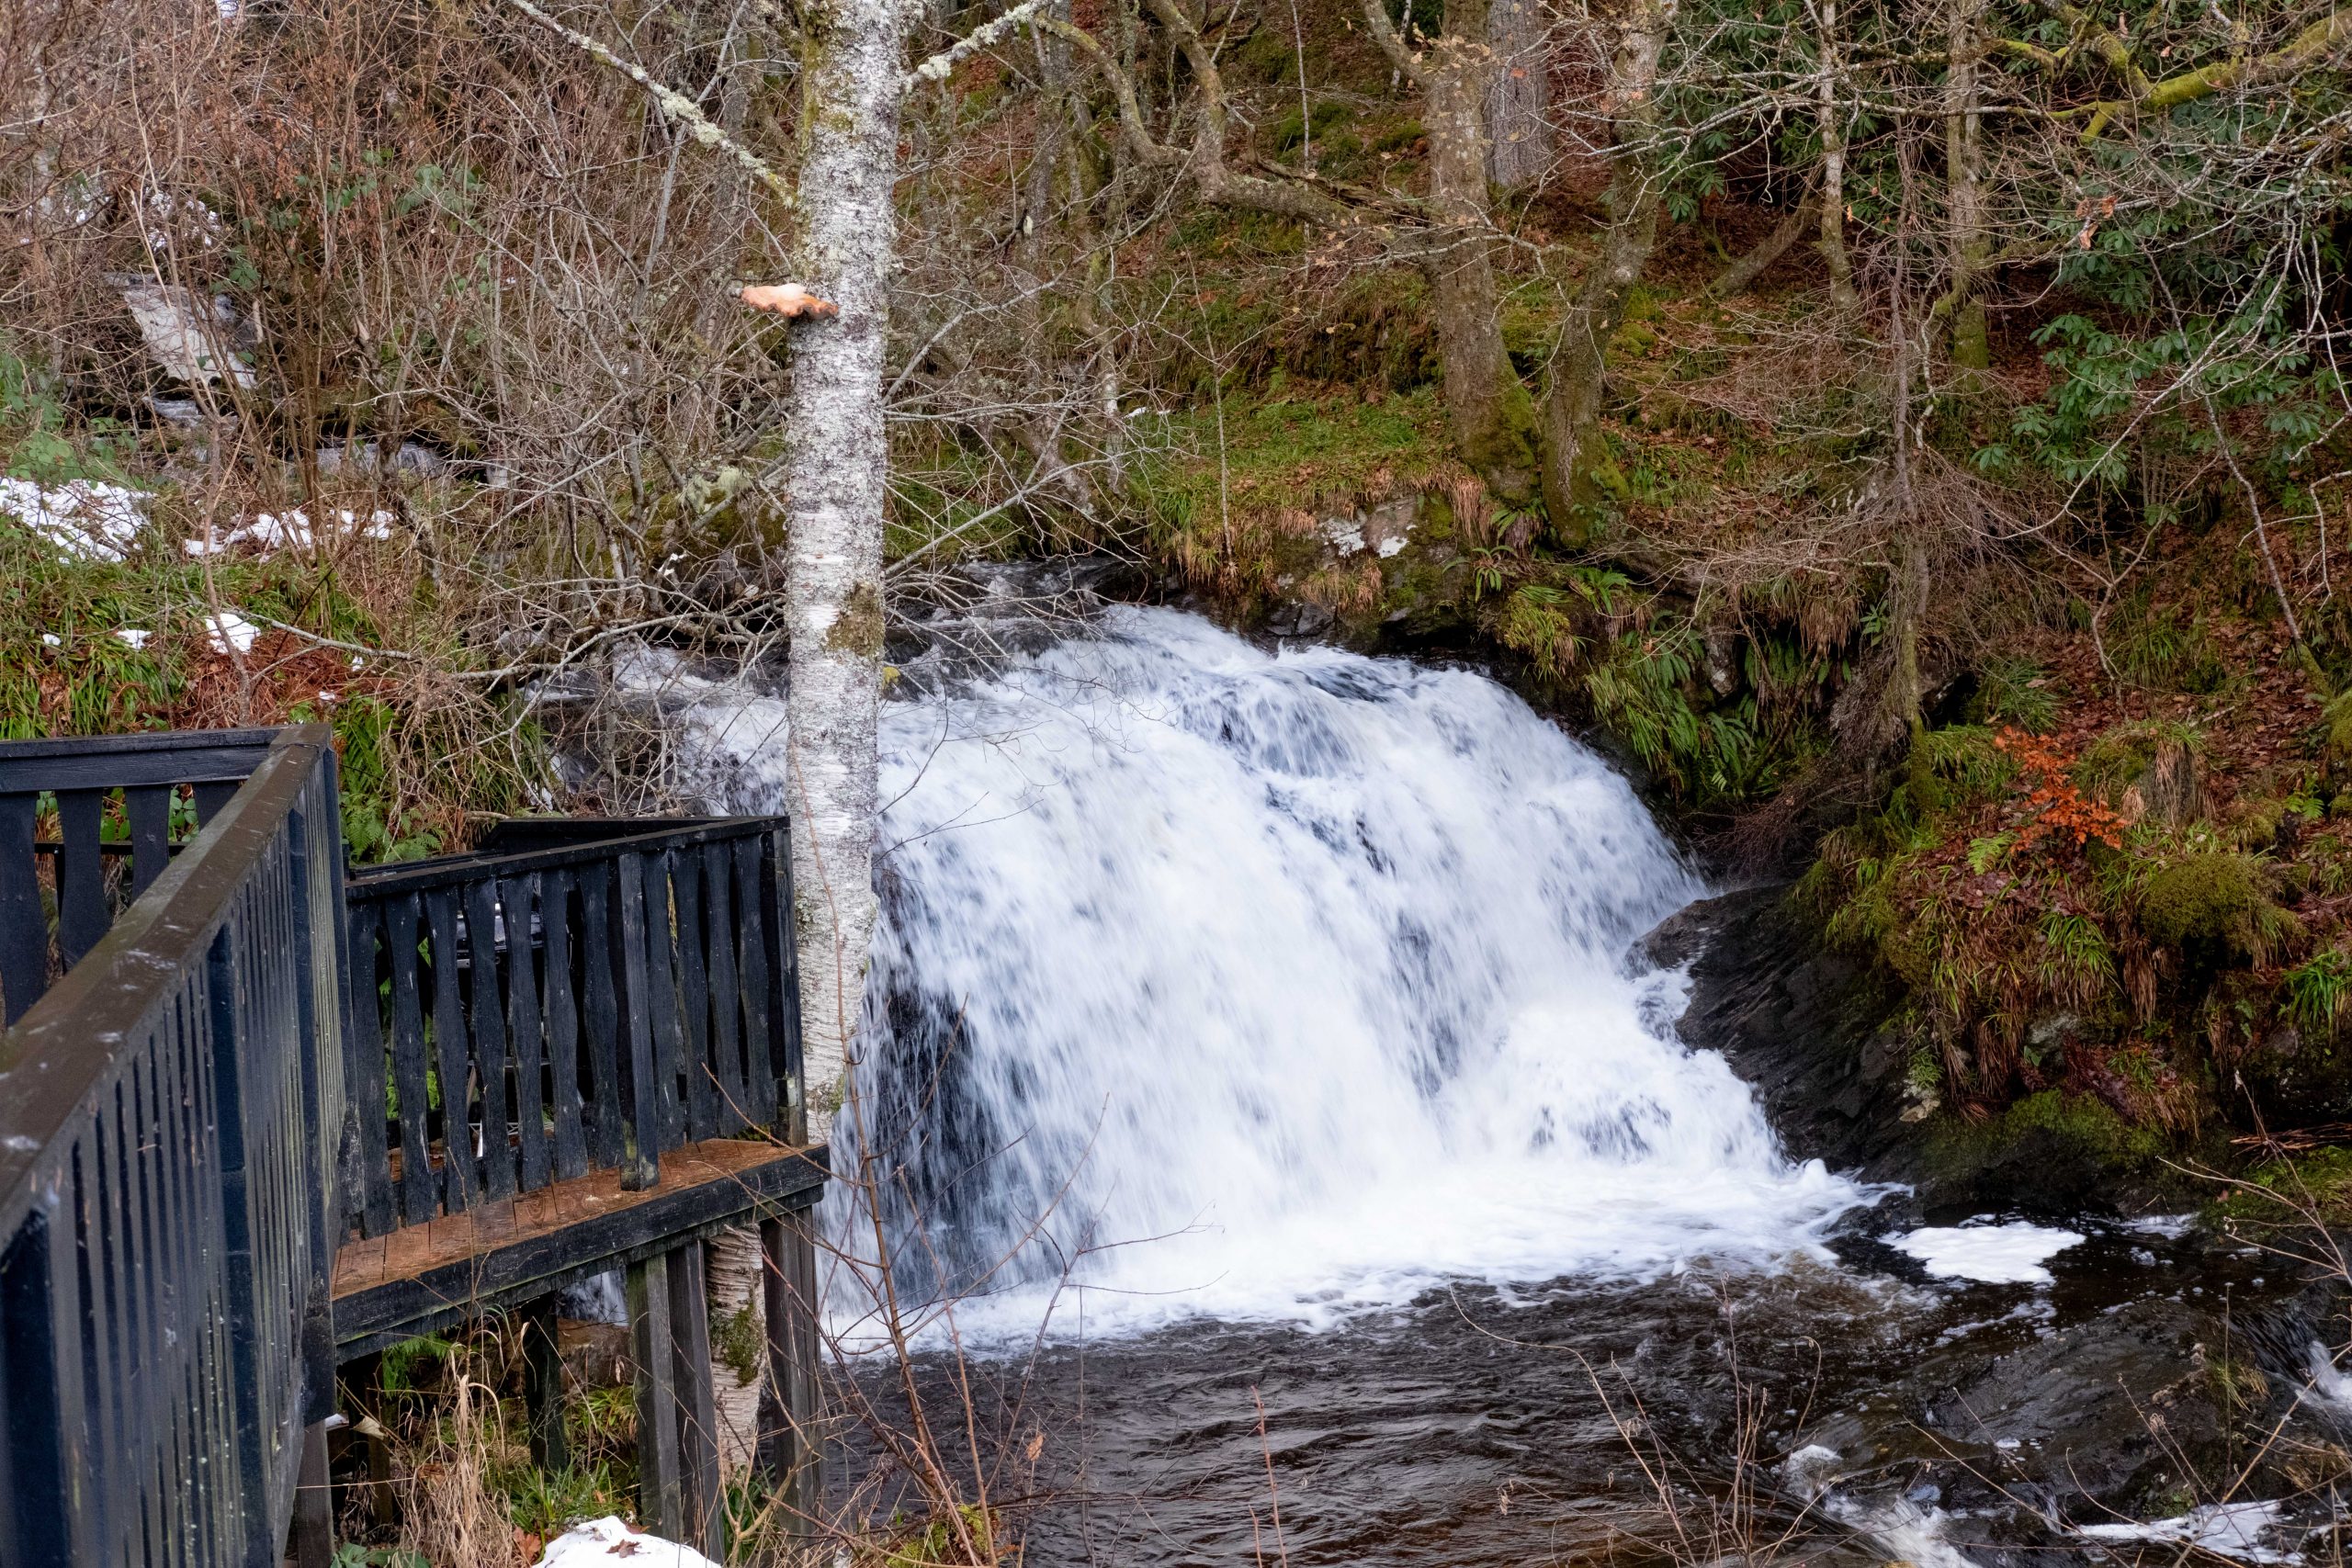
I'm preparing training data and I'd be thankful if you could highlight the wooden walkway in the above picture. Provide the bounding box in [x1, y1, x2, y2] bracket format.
[0, 726, 830, 1565]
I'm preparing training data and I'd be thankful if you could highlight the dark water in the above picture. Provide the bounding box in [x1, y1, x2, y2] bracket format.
[845, 1219, 2338, 1568]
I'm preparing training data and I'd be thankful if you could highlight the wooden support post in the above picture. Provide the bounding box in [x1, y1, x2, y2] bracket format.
[669, 1244, 724, 1562]
[758, 1208, 822, 1529]
[524, 1294, 570, 1473]
[289, 1418, 334, 1568]
[628, 1253, 684, 1540]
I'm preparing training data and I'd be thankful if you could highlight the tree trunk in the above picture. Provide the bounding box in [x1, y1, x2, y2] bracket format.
[784, 0, 906, 1141]
[1539, 0, 1677, 545]
[1941, 0, 1989, 368]
[1421, 22, 1544, 505]
[1487, 0, 1554, 189]
[1814, 0, 1859, 317]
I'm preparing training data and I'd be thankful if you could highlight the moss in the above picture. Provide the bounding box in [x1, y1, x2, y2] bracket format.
[823, 581, 885, 659]
[713, 1299, 763, 1385]
[2139, 852, 2265, 949]
[1924, 1089, 2165, 1190]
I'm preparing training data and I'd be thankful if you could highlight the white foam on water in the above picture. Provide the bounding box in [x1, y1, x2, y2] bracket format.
[852, 607, 1870, 1334]
[1891, 1221, 2085, 1285]
[620, 606, 1875, 1337]
[2078, 1500, 2297, 1563]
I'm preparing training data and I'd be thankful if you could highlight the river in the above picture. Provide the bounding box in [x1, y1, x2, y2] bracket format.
[623, 591, 2351, 1568]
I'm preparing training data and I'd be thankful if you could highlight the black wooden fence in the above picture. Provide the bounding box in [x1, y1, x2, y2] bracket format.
[339, 817, 804, 1236]
[0, 727, 345, 1564]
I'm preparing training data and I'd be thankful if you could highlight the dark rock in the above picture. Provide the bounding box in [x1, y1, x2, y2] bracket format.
[1266, 600, 1335, 638]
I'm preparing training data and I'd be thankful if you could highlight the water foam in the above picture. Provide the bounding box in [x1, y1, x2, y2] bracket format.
[850, 607, 1863, 1333]
[614, 607, 1870, 1332]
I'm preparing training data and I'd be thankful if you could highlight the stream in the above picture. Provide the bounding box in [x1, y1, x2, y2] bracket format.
[621, 586, 2352, 1568]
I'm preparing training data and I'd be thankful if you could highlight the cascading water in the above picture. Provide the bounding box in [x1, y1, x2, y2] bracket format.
[628, 604, 1861, 1336]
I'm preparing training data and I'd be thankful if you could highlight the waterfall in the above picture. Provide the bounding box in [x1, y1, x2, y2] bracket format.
[622, 605, 1862, 1337]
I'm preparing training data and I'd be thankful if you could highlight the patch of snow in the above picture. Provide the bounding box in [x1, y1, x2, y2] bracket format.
[1, 477, 151, 561]
[1376, 534, 1408, 558]
[114, 628, 152, 649]
[187, 507, 396, 557]
[1319, 514, 1367, 554]
[118, 281, 252, 387]
[1889, 1220, 2085, 1285]
[40, 633, 61, 648]
[534, 1515, 721, 1567]
[2078, 1500, 2296, 1564]
[205, 610, 260, 655]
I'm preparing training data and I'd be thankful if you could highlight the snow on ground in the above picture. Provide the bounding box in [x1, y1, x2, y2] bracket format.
[1, 478, 150, 561]
[1888, 1220, 2086, 1285]
[534, 1516, 721, 1568]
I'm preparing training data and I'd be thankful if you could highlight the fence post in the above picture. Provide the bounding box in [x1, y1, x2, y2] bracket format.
[759, 1210, 823, 1533]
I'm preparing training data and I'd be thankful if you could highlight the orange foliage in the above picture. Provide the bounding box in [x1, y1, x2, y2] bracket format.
[1994, 728, 2126, 852]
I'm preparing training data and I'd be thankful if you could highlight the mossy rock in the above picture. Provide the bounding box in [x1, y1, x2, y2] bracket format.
[1919, 1089, 2179, 1209]
[2139, 852, 2266, 949]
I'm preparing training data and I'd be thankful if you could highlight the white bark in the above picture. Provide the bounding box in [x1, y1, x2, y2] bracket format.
[785, 0, 908, 1142]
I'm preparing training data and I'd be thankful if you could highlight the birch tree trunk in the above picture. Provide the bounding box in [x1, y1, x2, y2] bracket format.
[1812, 0, 1859, 317]
[785, 0, 908, 1141]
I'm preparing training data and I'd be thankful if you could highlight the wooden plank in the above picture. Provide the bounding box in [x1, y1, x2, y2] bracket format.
[345, 901, 395, 1237]
[640, 852, 688, 1152]
[541, 869, 588, 1183]
[735, 835, 779, 1128]
[503, 874, 550, 1193]
[291, 1421, 333, 1568]
[614, 852, 660, 1191]
[385, 896, 438, 1226]
[628, 1252, 684, 1542]
[124, 785, 171, 898]
[328, 1141, 831, 1352]
[700, 841, 745, 1135]
[668, 1242, 723, 1562]
[463, 878, 516, 1201]
[422, 889, 478, 1213]
[523, 1293, 568, 1473]
[578, 863, 626, 1170]
[54, 787, 107, 969]
[672, 850, 717, 1143]
[0, 793, 46, 1025]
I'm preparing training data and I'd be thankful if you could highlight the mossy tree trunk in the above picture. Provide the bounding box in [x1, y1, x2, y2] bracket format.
[1363, 0, 1544, 507]
[1941, 0, 1990, 369]
[1539, 0, 1677, 546]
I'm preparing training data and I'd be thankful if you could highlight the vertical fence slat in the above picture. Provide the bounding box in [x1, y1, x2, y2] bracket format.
[345, 902, 396, 1237]
[423, 890, 478, 1213]
[464, 879, 516, 1202]
[580, 863, 627, 1170]
[672, 851, 717, 1143]
[700, 842, 745, 1136]
[54, 788, 107, 970]
[0, 793, 43, 1026]
[125, 784, 172, 898]
[735, 835, 780, 1130]
[640, 852, 687, 1154]
[614, 853, 660, 1190]
[503, 874, 551, 1194]
[385, 895, 438, 1226]
[541, 868, 588, 1182]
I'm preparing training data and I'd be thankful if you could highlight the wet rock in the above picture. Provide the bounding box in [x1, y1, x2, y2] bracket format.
[1267, 600, 1335, 638]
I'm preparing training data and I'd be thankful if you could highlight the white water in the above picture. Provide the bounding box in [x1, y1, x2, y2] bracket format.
[1891, 1221, 2086, 1286]
[627, 606, 1865, 1334]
